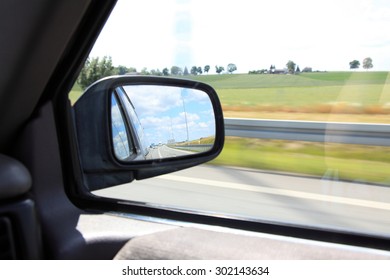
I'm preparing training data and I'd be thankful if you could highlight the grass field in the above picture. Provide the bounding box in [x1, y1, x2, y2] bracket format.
[69, 72, 390, 185]
[69, 82, 83, 105]
[190, 72, 390, 122]
[70, 72, 390, 114]
[190, 71, 390, 88]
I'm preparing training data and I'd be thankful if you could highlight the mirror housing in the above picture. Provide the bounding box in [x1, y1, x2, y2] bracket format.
[73, 76, 224, 191]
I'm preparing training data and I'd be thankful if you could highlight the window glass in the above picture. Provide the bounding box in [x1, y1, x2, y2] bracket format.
[116, 87, 148, 156]
[111, 93, 133, 160]
[73, 0, 390, 238]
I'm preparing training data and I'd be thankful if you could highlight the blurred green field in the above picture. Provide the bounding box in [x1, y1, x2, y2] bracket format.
[69, 82, 83, 105]
[218, 85, 389, 106]
[211, 138, 390, 186]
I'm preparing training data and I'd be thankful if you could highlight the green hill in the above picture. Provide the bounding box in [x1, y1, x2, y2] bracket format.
[188, 72, 390, 108]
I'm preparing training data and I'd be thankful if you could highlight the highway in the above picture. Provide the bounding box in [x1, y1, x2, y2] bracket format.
[94, 165, 390, 237]
[146, 145, 193, 159]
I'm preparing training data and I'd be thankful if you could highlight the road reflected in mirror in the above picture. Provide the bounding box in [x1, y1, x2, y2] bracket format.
[111, 84, 216, 161]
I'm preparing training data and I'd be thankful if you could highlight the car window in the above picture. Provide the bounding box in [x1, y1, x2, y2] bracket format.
[116, 86, 148, 157]
[111, 93, 133, 160]
[71, 0, 390, 238]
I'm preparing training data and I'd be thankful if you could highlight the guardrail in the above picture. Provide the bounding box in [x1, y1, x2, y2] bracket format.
[224, 118, 390, 146]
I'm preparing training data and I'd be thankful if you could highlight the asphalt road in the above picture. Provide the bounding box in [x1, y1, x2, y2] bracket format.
[146, 145, 193, 159]
[94, 165, 390, 237]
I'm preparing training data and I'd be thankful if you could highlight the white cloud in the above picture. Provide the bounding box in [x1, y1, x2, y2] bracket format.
[124, 85, 183, 116]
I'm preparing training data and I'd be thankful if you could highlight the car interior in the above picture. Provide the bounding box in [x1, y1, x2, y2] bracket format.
[1, 0, 389, 260]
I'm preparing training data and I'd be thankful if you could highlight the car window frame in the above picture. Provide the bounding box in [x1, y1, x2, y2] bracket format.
[53, 0, 390, 253]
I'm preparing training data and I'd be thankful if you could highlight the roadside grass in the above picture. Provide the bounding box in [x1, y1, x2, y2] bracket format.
[69, 83, 83, 105]
[211, 138, 390, 186]
[223, 111, 390, 123]
[177, 136, 215, 145]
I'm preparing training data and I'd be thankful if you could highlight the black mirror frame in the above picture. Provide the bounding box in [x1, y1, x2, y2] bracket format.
[73, 76, 224, 192]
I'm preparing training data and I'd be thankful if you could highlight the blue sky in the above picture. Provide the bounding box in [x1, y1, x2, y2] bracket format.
[123, 85, 215, 145]
[90, 0, 390, 72]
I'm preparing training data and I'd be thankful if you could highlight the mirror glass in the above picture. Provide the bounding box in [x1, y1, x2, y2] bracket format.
[111, 85, 216, 161]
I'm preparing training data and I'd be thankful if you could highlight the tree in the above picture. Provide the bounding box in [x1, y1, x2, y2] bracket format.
[296, 66, 301, 73]
[183, 66, 189, 76]
[197, 66, 203, 75]
[227, 63, 237, 74]
[171, 66, 182, 75]
[162, 68, 169, 76]
[127, 67, 137, 73]
[98, 56, 114, 77]
[349, 60, 360, 70]
[215, 65, 224, 74]
[115, 65, 129, 75]
[363, 57, 373, 70]
[150, 69, 162, 76]
[204, 65, 210, 74]
[190, 66, 198, 75]
[286, 60, 296, 74]
[141, 67, 150, 75]
[77, 56, 115, 89]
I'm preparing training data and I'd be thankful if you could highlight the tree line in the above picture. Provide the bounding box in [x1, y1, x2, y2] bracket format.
[77, 56, 375, 90]
[248, 57, 374, 75]
[77, 56, 238, 90]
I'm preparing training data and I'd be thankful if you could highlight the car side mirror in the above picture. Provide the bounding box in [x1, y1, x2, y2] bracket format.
[73, 76, 224, 191]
